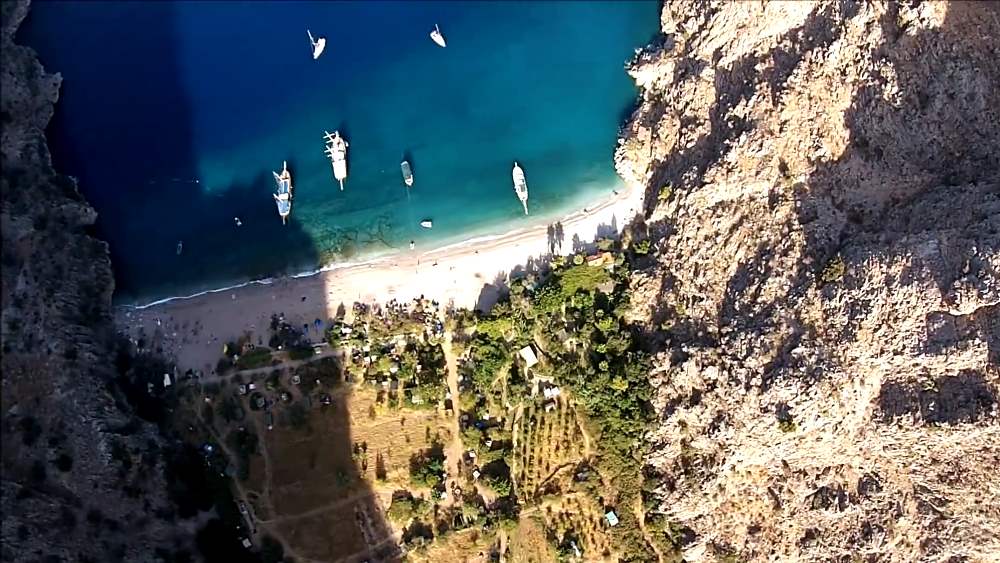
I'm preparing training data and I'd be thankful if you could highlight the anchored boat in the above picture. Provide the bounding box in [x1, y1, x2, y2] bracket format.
[272, 160, 293, 224]
[401, 160, 414, 187]
[420, 219, 433, 229]
[512, 161, 528, 215]
[307, 30, 326, 60]
[430, 24, 446, 48]
[324, 131, 349, 190]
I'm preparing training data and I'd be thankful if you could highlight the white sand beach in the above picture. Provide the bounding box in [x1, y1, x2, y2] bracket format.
[117, 183, 643, 373]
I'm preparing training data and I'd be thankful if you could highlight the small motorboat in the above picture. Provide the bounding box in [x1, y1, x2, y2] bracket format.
[430, 24, 446, 48]
[401, 160, 414, 187]
[176, 241, 183, 255]
[420, 220, 433, 229]
[308, 29, 326, 60]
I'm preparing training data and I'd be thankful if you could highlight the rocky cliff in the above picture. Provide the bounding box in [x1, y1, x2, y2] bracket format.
[617, 1, 999, 561]
[1, 1, 194, 560]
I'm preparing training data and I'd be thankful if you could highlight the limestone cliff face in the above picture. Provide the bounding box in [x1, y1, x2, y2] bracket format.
[617, 1, 999, 561]
[1, 1, 192, 559]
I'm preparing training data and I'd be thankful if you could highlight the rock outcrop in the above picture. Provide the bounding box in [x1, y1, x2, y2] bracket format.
[1, 1, 194, 560]
[618, 1, 999, 561]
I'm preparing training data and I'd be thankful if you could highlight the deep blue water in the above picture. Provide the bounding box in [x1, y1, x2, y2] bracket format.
[20, 1, 658, 304]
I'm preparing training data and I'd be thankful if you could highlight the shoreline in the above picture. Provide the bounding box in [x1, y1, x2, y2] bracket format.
[119, 178, 629, 311]
[117, 180, 643, 372]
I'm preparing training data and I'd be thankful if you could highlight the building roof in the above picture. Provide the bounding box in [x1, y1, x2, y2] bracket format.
[605, 510, 619, 526]
[518, 345, 539, 367]
[586, 251, 614, 267]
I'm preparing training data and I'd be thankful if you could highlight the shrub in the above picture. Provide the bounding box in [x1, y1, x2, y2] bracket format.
[387, 494, 429, 524]
[820, 254, 846, 284]
[409, 441, 446, 489]
[18, 416, 42, 447]
[54, 453, 73, 472]
[633, 239, 652, 256]
[287, 345, 314, 361]
[236, 347, 272, 370]
[558, 264, 612, 297]
[778, 419, 797, 433]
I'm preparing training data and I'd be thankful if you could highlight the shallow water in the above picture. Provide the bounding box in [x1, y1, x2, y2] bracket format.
[20, 0, 658, 304]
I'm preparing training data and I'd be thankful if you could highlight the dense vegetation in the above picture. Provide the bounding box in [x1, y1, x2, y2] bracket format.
[461, 242, 658, 560]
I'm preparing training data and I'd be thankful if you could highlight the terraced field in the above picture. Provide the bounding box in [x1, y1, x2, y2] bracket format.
[512, 394, 590, 499]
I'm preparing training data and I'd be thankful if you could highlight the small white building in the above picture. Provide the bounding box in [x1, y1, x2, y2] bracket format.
[518, 345, 539, 368]
[543, 386, 561, 400]
[605, 510, 619, 527]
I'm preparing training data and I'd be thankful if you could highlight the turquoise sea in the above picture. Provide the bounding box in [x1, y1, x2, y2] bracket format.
[20, 1, 659, 304]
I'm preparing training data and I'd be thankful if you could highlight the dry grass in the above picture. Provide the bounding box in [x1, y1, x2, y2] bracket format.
[404, 528, 494, 563]
[538, 494, 615, 562]
[507, 515, 557, 563]
[345, 387, 452, 490]
[271, 493, 391, 563]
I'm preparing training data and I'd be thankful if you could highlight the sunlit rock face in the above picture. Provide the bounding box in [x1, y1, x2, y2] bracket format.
[617, 1, 1000, 560]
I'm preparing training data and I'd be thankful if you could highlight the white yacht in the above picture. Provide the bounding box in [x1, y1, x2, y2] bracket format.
[324, 130, 349, 190]
[512, 161, 528, 215]
[272, 160, 293, 224]
[420, 220, 433, 229]
[430, 24, 446, 48]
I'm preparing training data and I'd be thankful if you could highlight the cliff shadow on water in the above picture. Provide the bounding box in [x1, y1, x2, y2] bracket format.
[20, 1, 322, 304]
[17, 2, 396, 561]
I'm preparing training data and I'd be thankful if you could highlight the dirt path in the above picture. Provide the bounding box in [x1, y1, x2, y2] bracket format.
[258, 489, 379, 525]
[251, 414, 277, 520]
[441, 330, 465, 506]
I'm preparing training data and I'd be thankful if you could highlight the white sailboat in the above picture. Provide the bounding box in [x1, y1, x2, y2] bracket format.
[323, 130, 349, 190]
[512, 161, 529, 215]
[430, 24, 447, 48]
[307, 29, 326, 60]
